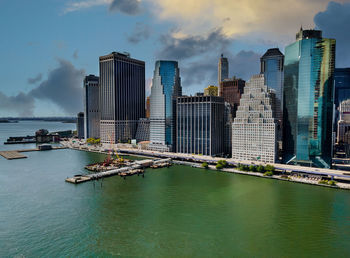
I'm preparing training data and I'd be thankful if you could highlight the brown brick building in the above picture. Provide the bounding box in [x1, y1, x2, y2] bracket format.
[219, 77, 245, 117]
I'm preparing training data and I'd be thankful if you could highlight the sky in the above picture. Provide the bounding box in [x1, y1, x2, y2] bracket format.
[0, 0, 350, 117]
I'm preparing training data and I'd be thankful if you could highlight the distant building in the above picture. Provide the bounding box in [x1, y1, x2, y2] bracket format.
[84, 74, 100, 140]
[337, 99, 350, 144]
[219, 77, 245, 117]
[283, 28, 335, 168]
[334, 68, 350, 134]
[218, 54, 229, 86]
[260, 48, 284, 153]
[177, 95, 224, 156]
[99, 52, 145, 143]
[77, 112, 84, 139]
[224, 102, 233, 156]
[232, 74, 277, 163]
[135, 118, 150, 142]
[146, 96, 150, 118]
[204, 85, 218, 96]
[149, 60, 182, 152]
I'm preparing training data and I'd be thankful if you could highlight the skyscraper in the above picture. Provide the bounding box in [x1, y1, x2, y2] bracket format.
[232, 74, 277, 163]
[77, 112, 85, 139]
[334, 68, 350, 134]
[99, 52, 145, 143]
[283, 28, 335, 168]
[177, 95, 224, 156]
[260, 48, 284, 153]
[84, 74, 100, 140]
[149, 61, 182, 151]
[218, 54, 228, 86]
[337, 99, 350, 144]
[219, 77, 245, 117]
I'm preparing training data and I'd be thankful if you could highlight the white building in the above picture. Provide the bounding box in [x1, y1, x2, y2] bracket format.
[232, 74, 277, 163]
[337, 99, 350, 144]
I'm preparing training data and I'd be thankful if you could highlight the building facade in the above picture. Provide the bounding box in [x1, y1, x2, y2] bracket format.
[149, 61, 182, 151]
[260, 48, 284, 153]
[99, 52, 145, 143]
[283, 28, 335, 168]
[146, 96, 150, 118]
[83, 74, 100, 140]
[77, 112, 84, 139]
[135, 118, 150, 142]
[177, 95, 224, 156]
[204, 85, 218, 96]
[224, 102, 233, 156]
[232, 74, 277, 163]
[219, 77, 245, 117]
[218, 54, 228, 86]
[334, 68, 350, 134]
[337, 99, 350, 144]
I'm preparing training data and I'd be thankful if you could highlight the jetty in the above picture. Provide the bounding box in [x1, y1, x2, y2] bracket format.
[65, 158, 172, 184]
[0, 146, 67, 160]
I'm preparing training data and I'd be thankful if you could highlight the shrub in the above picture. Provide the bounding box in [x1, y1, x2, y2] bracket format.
[217, 160, 227, 168]
[249, 165, 256, 172]
[265, 165, 275, 174]
[263, 171, 273, 177]
[257, 165, 265, 173]
[201, 162, 209, 169]
[216, 163, 224, 170]
[319, 180, 329, 185]
[328, 180, 337, 186]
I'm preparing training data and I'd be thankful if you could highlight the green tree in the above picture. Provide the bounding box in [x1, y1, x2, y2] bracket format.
[216, 163, 224, 170]
[257, 165, 265, 173]
[265, 165, 275, 174]
[249, 165, 256, 172]
[201, 162, 209, 169]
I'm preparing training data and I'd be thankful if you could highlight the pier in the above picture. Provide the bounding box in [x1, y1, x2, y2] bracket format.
[65, 158, 172, 184]
[0, 146, 68, 160]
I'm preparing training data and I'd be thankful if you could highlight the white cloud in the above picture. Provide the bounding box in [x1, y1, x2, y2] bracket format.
[63, 0, 112, 14]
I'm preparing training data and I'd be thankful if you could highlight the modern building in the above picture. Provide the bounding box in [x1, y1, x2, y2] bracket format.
[149, 61, 182, 152]
[83, 74, 100, 140]
[146, 96, 150, 118]
[232, 74, 277, 163]
[77, 112, 84, 139]
[135, 118, 150, 142]
[337, 99, 350, 144]
[260, 48, 284, 153]
[177, 95, 224, 156]
[224, 102, 233, 156]
[218, 54, 228, 86]
[219, 77, 245, 117]
[334, 68, 350, 133]
[204, 85, 218, 96]
[283, 28, 335, 168]
[99, 52, 145, 143]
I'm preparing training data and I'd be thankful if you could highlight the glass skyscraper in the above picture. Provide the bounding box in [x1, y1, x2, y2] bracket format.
[283, 28, 335, 168]
[334, 68, 350, 133]
[149, 61, 182, 151]
[218, 54, 229, 87]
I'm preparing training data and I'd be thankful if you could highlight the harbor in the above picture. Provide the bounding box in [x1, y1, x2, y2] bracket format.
[0, 146, 68, 160]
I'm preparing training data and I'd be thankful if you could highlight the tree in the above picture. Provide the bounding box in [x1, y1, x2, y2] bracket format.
[201, 162, 209, 169]
[265, 165, 275, 174]
[257, 165, 265, 173]
[216, 163, 224, 170]
[249, 165, 256, 172]
[217, 160, 227, 167]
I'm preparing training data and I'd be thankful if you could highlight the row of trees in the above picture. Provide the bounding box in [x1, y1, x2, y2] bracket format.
[86, 138, 101, 145]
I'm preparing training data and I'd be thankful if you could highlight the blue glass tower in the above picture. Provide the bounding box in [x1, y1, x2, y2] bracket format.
[150, 61, 182, 151]
[283, 28, 335, 168]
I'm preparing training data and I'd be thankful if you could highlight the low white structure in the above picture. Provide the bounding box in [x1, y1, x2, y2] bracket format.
[232, 74, 277, 163]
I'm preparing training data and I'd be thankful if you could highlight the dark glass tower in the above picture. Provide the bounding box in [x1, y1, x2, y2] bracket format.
[218, 54, 229, 87]
[283, 28, 335, 168]
[334, 68, 350, 132]
[99, 52, 145, 143]
[84, 74, 99, 140]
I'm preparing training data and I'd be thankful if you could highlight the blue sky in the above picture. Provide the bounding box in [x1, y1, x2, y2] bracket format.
[0, 0, 349, 117]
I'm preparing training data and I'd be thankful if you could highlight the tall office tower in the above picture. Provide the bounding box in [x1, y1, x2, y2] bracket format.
[177, 95, 224, 156]
[218, 54, 229, 87]
[135, 118, 150, 142]
[283, 28, 335, 168]
[232, 74, 277, 163]
[99, 52, 145, 143]
[83, 74, 100, 140]
[219, 77, 245, 117]
[145, 96, 151, 118]
[77, 112, 85, 139]
[224, 102, 233, 156]
[149, 61, 182, 152]
[337, 99, 350, 144]
[334, 68, 350, 133]
[204, 85, 218, 96]
[260, 48, 284, 153]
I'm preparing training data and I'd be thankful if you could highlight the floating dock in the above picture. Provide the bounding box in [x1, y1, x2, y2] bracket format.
[0, 146, 68, 160]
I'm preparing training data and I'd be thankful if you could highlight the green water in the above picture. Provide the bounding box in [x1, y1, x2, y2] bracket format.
[1, 122, 350, 257]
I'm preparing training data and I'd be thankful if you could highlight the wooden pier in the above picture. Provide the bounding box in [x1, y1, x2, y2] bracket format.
[0, 146, 68, 160]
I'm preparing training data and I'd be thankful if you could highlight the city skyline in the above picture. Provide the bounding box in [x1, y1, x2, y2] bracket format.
[1, 1, 350, 117]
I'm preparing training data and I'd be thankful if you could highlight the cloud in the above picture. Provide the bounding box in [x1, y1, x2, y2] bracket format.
[109, 0, 141, 15]
[314, 1, 350, 68]
[63, 0, 141, 15]
[0, 92, 35, 116]
[73, 50, 79, 59]
[29, 59, 85, 115]
[127, 23, 151, 44]
[27, 73, 43, 84]
[157, 28, 231, 60]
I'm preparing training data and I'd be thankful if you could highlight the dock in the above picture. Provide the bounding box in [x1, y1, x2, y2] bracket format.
[65, 158, 171, 184]
[0, 146, 68, 160]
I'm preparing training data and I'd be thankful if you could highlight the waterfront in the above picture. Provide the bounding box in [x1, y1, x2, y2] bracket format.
[1, 122, 350, 257]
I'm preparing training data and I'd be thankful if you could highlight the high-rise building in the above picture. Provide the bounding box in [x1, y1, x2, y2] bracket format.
[77, 112, 85, 139]
[99, 52, 145, 143]
[218, 54, 228, 86]
[177, 95, 224, 156]
[135, 118, 150, 142]
[204, 85, 218, 96]
[232, 74, 277, 163]
[224, 102, 233, 156]
[149, 61, 182, 151]
[334, 68, 350, 133]
[337, 99, 350, 144]
[146, 96, 150, 118]
[260, 48, 284, 153]
[83, 74, 100, 140]
[283, 28, 335, 168]
[219, 77, 245, 117]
